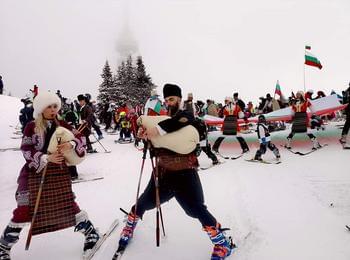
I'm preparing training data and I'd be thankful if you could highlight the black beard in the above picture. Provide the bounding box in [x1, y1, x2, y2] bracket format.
[167, 103, 179, 116]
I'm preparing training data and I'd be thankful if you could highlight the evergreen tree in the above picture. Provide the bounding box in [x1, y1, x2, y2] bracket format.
[112, 61, 128, 106]
[97, 61, 114, 103]
[123, 55, 137, 105]
[134, 56, 155, 105]
[98, 55, 156, 107]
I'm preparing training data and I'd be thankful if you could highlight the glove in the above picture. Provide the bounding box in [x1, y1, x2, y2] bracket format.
[261, 137, 267, 145]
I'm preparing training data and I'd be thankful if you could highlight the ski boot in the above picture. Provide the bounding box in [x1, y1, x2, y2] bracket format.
[273, 147, 281, 161]
[311, 138, 322, 150]
[0, 244, 10, 260]
[124, 137, 132, 143]
[253, 155, 262, 161]
[339, 135, 347, 145]
[118, 212, 140, 249]
[0, 223, 23, 260]
[75, 220, 100, 253]
[204, 224, 235, 260]
[284, 137, 292, 149]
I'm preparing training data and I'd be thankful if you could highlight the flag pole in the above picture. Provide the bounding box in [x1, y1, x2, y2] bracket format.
[303, 46, 306, 92]
[303, 64, 306, 92]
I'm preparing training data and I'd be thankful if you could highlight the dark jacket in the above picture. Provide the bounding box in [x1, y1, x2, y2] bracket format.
[158, 110, 194, 134]
[19, 105, 34, 132]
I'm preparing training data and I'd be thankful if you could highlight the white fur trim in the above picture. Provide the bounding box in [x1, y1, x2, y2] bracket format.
[139, 115, 199, 154]
[47, 127, 85, 166]
[33, 91, 61, 119]
[75, 210, 88, 224]
[8, 221, 27, 228]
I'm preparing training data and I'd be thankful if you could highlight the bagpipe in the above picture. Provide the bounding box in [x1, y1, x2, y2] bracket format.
[137, 115, 199, 154]
[47, 125, 86, 166]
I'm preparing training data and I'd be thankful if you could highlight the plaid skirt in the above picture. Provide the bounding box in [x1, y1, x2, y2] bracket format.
[222, 115, 237, 135]
[28, 163, 76, 235]
[292, 112, 308, 133]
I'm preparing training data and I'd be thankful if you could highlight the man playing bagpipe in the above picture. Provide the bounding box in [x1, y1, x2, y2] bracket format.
[113, 84, 235, 260]
[0, 91, 100, 259]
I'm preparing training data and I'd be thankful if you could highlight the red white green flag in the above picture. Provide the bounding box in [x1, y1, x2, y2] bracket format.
[275, 80, 282, 96]
[305, 48, 322, 69]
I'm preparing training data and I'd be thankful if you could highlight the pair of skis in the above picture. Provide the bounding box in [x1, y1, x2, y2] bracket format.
[0, 147, 20, 152]
[214, 151, 245, 160]
[281, 144, 328, 156]
[199, 160, 226, 171]
[72, 176, 104, 184]
[115, 139, 134, 144]
[245, 158, 281, 164]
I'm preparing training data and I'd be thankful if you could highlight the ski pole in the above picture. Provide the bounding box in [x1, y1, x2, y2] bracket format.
[25, 164, 49, 250]
[154, 156, 161, 247]
[92, 133, 111, 153]
[150, 153, 166, 238]
[133, 141, 148, 218]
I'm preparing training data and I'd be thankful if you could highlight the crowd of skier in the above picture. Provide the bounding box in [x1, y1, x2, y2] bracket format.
[0, 81, 349, 260]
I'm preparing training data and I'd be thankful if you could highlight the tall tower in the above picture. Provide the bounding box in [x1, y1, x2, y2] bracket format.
[116, 0, 139, 62]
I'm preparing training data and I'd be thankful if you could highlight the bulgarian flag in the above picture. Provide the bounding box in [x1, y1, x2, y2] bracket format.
[275, 80, 282, 96]
[305, 46, 322, 69]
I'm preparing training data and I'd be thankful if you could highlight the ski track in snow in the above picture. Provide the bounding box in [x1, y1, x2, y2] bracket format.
[1, 95, 350, 260]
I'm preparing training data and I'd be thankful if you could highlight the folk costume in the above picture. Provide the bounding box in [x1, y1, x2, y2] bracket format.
[0, 92, 99, 260]
[212, 97, 249, 154]
[285, 91, 321, 150]
[115, 84, 234, 260]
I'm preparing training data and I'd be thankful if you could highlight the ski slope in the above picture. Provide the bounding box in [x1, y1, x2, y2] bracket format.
[1, 95, 350, 260]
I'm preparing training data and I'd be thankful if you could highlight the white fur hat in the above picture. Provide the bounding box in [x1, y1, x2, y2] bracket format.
[33, 91, 61, 119]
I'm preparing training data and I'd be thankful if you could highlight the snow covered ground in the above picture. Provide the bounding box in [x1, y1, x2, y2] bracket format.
[1, 95, 350, 260]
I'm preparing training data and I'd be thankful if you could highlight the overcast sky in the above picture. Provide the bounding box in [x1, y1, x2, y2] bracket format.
[1, 0, 349, 104]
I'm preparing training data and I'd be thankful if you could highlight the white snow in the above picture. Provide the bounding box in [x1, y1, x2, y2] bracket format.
[1, 95, 350, 260]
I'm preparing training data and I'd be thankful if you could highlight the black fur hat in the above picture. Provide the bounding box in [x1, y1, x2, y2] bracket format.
[77, 94, 87, 101]
[163, 84, 182, 98]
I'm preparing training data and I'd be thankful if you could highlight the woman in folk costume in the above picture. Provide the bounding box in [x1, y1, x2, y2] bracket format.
[285, 91, 321, 150]
[212, 96, 249, 154]
[0, 91, 100, 260]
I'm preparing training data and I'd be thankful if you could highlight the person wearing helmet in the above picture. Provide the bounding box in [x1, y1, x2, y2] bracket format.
[285, 91, 321, 150]
[117, 111, 132, 143]
[253, 115, 280, 161]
